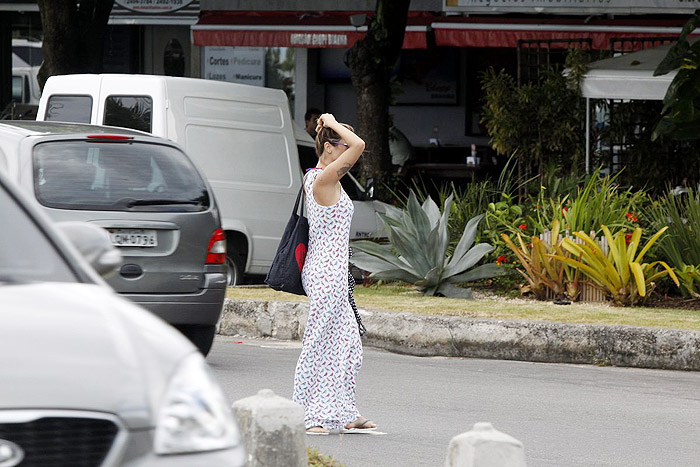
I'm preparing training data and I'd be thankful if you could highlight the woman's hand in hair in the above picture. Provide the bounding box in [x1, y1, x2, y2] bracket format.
[315, 113, 338, 134]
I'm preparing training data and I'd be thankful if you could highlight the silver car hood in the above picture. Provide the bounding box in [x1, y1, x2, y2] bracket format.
[0, 282, 194, 429]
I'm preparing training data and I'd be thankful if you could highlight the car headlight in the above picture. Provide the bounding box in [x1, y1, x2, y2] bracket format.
[154, 352, 240, 454]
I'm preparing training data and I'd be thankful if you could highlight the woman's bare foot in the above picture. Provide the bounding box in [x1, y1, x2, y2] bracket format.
[344, 416, 377, 431]
[306, 426, 330, 435]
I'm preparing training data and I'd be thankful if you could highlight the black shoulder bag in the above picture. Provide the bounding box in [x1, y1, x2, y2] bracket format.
[265, 186, 308, 295]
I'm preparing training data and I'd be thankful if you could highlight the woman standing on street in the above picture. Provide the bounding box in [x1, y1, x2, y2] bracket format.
[293, 113, 377, 435]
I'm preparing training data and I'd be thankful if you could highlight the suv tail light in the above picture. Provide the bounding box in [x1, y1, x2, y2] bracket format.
[206, 229, 226, 264]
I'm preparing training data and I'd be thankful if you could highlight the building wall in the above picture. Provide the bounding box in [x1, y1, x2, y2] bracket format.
[196, 1, 492, 149]
[307, 46, 488, 149]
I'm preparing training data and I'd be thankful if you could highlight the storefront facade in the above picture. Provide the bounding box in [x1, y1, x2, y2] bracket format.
[105, 0, 200, 76]
[191, 0, 700, 166]
[2, 1, 699, 163]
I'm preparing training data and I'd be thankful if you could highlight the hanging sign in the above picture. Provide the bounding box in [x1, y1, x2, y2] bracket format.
[115, 0, 194, 14]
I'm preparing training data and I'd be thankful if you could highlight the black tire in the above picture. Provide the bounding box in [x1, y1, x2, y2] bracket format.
[178, 325, 216, 356]
[225, 252, 244, 286]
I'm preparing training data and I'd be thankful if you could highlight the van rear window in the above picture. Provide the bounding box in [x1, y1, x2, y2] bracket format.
[104, 96, 152, 133]
[45, 95, 92, 123]
[33, 141, 210, 212]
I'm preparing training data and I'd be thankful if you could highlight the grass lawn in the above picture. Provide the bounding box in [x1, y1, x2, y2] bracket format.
[226, 283, 700, 331]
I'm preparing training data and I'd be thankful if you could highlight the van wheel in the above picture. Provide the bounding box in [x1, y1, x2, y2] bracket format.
[225, 254, 243, 286]
[178, 325, 216, 356]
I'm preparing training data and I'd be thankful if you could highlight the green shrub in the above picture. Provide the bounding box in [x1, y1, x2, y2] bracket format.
[645, 188, 700, 297]
[554, 226, 678, 306]
[502, 219, 580, 301]
[527, 168, 648, 237]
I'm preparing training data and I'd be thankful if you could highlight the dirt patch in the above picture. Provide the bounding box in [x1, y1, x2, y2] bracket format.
[475, 283, 700, 311]
[642, 294, 700, 310]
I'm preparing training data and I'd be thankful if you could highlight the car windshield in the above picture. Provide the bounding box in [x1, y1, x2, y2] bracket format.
[33, 140, 210, 212]
[0, 184, 77, 283]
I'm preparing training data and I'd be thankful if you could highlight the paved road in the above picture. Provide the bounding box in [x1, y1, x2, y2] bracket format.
[207, 336, 700, 467]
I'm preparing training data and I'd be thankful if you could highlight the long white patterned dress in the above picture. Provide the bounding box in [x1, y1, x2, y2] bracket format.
[293, 168, 363, 430]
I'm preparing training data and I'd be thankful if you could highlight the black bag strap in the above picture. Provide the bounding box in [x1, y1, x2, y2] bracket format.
[348, 247, 367, 336]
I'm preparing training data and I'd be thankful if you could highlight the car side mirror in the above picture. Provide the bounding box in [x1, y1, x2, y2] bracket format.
[56, 222, 122, 277]
[365, 177, 375, 199]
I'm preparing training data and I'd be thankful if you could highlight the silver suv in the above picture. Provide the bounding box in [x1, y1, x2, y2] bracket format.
[0, 121, 226, 354]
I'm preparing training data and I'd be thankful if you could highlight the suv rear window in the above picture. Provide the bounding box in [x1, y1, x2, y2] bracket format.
[45, 95, 92, 123]
[33, 140, 210, 212]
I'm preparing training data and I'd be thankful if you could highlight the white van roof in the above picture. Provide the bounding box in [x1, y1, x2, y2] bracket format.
[42, 74, 291, 106]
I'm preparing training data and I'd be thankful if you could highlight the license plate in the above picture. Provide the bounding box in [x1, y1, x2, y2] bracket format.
[109, 229, 158, 247]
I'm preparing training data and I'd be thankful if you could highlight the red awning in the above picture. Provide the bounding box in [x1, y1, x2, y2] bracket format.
[433, 17, 688, 50]
[192, 11, 429, 49]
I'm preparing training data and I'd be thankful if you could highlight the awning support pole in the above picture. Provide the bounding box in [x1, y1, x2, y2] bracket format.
[585, 97, 590, 174]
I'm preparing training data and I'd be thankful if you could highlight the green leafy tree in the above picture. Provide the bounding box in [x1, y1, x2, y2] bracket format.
[652, 9, 700, 141]
[480, 50, 588, 187]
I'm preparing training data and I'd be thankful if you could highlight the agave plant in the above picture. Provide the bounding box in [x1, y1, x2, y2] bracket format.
[350, 190, 503, 298]
[552, 225, 679, 306]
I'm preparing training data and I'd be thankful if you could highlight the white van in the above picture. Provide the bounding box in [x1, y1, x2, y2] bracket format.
[38, 74, 382, 284]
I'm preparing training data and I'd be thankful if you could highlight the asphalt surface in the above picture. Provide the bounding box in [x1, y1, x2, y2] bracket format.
[208, 335, 700, 467]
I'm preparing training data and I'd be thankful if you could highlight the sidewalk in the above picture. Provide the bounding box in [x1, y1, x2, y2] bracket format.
[219, 298, 700, 371]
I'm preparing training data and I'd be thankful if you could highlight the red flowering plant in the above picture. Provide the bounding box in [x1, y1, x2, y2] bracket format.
[526, 168, 649, 239]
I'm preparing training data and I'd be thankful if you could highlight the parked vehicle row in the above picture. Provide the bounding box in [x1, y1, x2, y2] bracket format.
[37, 73, 385, 286]
[0, 121, 226, 355]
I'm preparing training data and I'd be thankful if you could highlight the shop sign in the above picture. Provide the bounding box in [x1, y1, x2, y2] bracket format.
[290, 33, 349, 47]
[445, 0, 700, 13]
[203, 47, 265, 87]
[115, 0, 194, 14]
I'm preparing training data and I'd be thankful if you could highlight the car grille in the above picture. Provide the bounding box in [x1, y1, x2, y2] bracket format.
[0, 416, 119, 467]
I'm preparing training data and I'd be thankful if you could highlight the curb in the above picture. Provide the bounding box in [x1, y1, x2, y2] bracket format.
[219, 298, 700, 371]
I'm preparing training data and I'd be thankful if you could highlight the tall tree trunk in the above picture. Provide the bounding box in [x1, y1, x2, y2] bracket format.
[347, 0, 410, 192]
[37, 0, 114, 89]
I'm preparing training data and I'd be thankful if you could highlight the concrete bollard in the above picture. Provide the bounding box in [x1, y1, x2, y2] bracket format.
[445, 422, 527, 467]
[232, 388, 307, 467]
